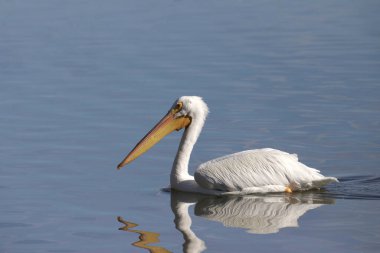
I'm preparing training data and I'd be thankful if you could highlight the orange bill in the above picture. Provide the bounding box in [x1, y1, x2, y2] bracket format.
[117, 111, 191, 169]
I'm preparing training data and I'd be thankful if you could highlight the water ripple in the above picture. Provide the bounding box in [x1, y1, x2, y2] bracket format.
[324, 175, 380, 200]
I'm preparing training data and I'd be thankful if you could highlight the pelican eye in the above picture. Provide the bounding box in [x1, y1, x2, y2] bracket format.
[173, 102, 183, 113]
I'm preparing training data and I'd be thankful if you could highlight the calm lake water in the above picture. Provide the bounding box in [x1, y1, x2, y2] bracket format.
[1, 0, 380, 252]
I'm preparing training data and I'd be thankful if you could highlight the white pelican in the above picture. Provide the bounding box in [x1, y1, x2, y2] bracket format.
[117, 96, 338, 195]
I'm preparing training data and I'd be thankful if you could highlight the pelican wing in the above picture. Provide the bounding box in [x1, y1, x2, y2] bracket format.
[194, 148, 338, 192]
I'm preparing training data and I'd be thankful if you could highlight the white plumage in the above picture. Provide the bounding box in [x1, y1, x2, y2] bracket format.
[195, 148, 338, 194]
[118, 96, 338, 195]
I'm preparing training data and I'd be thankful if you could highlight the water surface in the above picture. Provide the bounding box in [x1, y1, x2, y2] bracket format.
[1, 0, 380, 252]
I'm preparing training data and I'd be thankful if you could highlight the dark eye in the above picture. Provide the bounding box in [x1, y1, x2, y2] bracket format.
[174, 102, 183, 111]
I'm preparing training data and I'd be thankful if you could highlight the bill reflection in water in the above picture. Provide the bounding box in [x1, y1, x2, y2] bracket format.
[118, 216, 171, 253]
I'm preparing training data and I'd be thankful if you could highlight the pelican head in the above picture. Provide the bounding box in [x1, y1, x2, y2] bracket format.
[117, 96, 208, 169]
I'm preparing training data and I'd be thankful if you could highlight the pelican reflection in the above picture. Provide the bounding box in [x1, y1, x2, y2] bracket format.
[171, 190, 335, 252]
[191, 192, 335, 234]
[171, 192, 207, 253]
[119, 191, 334, 253]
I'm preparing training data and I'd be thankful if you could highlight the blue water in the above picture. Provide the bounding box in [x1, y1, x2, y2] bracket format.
[1, 0, 380, 252]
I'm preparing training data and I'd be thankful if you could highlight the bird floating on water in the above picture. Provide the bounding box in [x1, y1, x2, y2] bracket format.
[117, 96, 338, 195]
